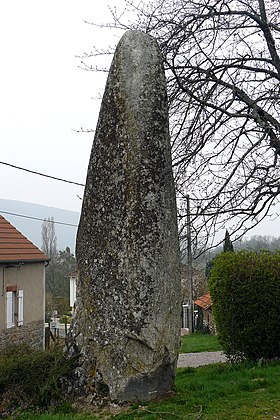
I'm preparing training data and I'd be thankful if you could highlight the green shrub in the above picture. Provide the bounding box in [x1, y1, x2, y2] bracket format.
[59, 315, 72, 324]
[209, 250, 280, 361]
[0, 344, 74, 416]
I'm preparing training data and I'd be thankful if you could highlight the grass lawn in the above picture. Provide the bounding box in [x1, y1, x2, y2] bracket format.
[20, 361, 280, 419]
[120, 361, 280, 419]
[180, 332, 223, 353]
[6, 336, 280, 419]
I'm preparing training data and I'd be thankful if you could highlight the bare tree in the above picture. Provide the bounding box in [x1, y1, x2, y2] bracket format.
[84, 0, 280, 253]
[41, 217, 58, 295]
[41, 217, 58, 260]
[41, 218, 76, 299]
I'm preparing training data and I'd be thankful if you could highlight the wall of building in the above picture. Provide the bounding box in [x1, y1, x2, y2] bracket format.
[0, 320, 44, 349]
[0, 262, 45, 348]
[202, 308, 215, 334]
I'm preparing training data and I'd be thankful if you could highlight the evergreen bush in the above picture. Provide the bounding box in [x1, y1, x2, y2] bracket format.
[209, 250, 280, 361]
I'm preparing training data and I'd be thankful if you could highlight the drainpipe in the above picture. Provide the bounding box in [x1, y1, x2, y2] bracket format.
[1, 267, 4, 296]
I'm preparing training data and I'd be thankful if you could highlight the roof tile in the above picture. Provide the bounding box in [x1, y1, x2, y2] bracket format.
[194, 292, 212, 310]
[0, 215, 49, 263]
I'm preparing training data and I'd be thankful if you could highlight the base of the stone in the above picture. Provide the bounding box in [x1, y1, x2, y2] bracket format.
[113, 361, 176, 402]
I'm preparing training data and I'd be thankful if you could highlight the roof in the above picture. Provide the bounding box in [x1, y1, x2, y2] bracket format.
[194, 292, 212, 310]
[0, 215, 49, 263]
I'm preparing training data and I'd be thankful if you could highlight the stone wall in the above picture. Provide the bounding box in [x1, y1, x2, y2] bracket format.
[0, 320, 44, 350]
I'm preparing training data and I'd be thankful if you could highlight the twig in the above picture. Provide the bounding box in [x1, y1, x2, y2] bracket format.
[140, 408, 181, 417]
[196, 405, 203, 419]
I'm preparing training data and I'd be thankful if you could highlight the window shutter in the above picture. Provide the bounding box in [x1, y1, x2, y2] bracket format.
[6, 291, 14, 328]
[18, 290, 24, 326]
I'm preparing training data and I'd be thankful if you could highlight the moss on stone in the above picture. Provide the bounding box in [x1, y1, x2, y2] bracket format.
[68, 30, 181, 403]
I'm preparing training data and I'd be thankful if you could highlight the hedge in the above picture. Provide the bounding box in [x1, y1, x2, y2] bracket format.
[209, 250, 280, 361]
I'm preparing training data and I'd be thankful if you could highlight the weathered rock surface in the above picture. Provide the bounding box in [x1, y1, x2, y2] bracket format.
[68, 30, 181, 403]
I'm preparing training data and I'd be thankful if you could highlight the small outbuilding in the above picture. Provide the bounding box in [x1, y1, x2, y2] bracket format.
[0, 215, 49, 349]
[194, 292, 215, 333]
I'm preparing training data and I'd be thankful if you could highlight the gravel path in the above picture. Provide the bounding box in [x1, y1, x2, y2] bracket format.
[177, 351, 227, 368]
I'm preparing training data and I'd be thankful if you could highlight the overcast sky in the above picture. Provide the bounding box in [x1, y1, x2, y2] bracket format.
[0, 0, 128, 213]
[1, 1, 279, 239]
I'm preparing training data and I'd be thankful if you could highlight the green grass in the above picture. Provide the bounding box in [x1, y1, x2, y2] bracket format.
[180, 332, 223, 353]
[18, 361, 280, 419]
[116, 361, 280, 420]
[4, 340, 280, 420]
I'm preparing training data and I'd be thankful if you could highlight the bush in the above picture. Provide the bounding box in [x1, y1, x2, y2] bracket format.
[59, 315, 72, 324]
[209, 250, 280, 361]
[0, 344, 74, 416]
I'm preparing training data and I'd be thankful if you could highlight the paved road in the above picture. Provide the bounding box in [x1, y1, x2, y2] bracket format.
[178, 351, 227, 368]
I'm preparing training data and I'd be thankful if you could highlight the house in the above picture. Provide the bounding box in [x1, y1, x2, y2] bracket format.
[181, 263, 208, 330]
[0, 215, 49, 349]
[68, 270, 77, 312]
[194, 292, 215, 333]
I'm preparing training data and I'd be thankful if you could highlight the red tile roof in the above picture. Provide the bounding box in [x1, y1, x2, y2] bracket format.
[0, 215, 49, 263]
[194, 292, 212, 310]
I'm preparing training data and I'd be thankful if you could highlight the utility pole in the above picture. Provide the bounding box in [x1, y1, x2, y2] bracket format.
[186, 195, 194, 333]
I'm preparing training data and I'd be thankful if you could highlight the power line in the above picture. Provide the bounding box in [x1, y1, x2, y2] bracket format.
[0, 210, 78, 227]
[0, 161, 85, 187]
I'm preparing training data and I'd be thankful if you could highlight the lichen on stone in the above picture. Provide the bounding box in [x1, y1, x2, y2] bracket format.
[67, 30, 181, 403]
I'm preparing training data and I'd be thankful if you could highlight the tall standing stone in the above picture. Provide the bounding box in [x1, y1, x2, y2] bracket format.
[70, 30, 181, 403]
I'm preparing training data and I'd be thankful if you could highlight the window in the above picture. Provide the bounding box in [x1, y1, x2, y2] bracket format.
[6, 290, 24, 328]
[182, 304, 189, 329]
[6, 291, 15, 328]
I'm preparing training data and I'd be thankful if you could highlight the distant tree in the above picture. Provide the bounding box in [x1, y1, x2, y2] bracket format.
[205, 230, 233, 278]
[205, 259, 214, 279]
[55, 247, 76, 298]
[181, 264, 208, 302]
[45, 293, 71, 320]
[41, 218, 58, 296]
[236, 235, 274, 251]
[41, 218, 76, 298]
[271, 236, 280, 250]
[45, 247, 76, 298]
[223, 230, 234, 253]
[41, 217, 58, 260]
[57, 246, 76, 276]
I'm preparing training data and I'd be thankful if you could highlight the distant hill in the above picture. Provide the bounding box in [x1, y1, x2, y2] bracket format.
[0, 199, 79, 252]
